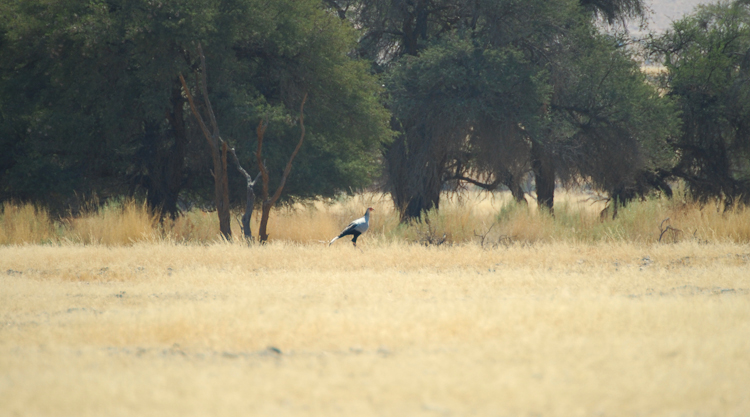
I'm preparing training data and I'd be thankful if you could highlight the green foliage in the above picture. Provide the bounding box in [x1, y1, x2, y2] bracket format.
[382, 0, 679, 219]
[549, 28, 680, 198]
[579, 0, 647, 24]
[388, 34, 546, 136]
[0, 0, 391, 213]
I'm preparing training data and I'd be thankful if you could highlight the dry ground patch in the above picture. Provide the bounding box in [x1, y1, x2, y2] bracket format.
[1, 242, 749, 416]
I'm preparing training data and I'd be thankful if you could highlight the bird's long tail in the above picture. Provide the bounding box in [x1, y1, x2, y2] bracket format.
[329, 236, 339, 246]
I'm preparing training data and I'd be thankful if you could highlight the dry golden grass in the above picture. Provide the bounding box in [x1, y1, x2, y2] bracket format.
[3, 189, 750, 246]
[641, 65, 667, 76]
[0, 202, 58, 245]
[1, 240, 749, 416]
[67, 200, 160, 245]
[2, 191, 749, 414]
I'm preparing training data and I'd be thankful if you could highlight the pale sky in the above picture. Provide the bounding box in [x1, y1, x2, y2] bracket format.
[646, 0, 711, 32]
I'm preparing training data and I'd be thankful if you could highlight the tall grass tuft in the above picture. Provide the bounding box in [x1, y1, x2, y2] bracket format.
[665, 199, 750, 243]
[0, 202, 58, 244]
[162, 209, 227, 243]
[265, 193, 399, 244]
[67, 199, 159, 245]
[2, 189, 750, 246]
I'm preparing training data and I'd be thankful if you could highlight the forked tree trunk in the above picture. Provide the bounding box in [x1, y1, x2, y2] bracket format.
[507, 178, 527, 204]
[256, 94, 308, 243]
[229, 147, 260, 241]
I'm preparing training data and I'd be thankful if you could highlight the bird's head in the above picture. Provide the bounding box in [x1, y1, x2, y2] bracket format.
[368, 207, 374, 211]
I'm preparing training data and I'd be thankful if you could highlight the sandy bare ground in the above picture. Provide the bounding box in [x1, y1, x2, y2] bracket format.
[1, 242, 749, 416]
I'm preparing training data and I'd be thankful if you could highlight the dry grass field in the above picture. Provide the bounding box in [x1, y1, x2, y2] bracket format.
[1, 191, 750, 416]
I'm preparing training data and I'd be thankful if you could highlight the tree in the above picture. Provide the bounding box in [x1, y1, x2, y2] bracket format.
[386, 33, 545, 218]
[650, 0, 750, 208]
[552, 33, 678, 214]
[382, 0, 677, 219]
[0, 0, 220, 216]
[0, 0, 391, 221]
[220, 0, 391, 204]
[325, 0, 475, 65]
[325, 0, 664, 220]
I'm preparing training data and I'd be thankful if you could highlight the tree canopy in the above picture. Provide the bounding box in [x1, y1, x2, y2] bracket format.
[379, 0, 678, 219]
[1, 0, 746, 228]
[0, 0, 391, 215]
[650, 0, 750, 208]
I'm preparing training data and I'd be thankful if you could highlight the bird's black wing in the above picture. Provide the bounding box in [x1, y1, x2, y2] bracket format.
[337, 222, 359, 238]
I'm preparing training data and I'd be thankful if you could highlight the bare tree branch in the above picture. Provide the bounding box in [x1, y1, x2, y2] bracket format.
[447, 174, 503, 191]
[658, 217, 682, 243]
[256, 93, 308, 243]
[179, 74, 214, 151]
[196, 43, 221, 142]
[229, 147, 260, 186]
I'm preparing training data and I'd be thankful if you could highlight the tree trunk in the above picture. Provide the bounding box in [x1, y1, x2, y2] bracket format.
[386, 154, 442, 221]
[385, 134, 410, 214]
[241, 189, 255, 240]
[179, 44, 232, 240]
[498, 167, 527, 205]
[167, 81, 188, 216]
[400, 0, 427, 56]
[142, 94, 187, 219]
[228, 146, 260, 241]
[258, 200, 272, 243]
[507, 178, 527, 204]
[385, 128, 445, 222]
[214, 141, 231, 239]
[153, 80, 188, 219]
[139, 80, 188, 219]
[142, 121, 168, 215]
[531, 139, 555, 214]
[403, 166, 442, 220]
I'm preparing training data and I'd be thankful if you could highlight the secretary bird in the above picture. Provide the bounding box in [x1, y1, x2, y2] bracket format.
[329, 208, 373, 247]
